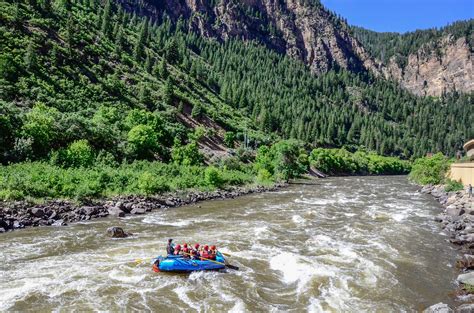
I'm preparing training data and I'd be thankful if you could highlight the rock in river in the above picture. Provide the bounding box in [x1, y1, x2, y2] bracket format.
[106, 226, 131, 238]
[423, 303, 453, 313]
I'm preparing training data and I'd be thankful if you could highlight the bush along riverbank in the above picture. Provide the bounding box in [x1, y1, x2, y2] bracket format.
[410, 153, 474, 305]
[0, 141, 412, 232]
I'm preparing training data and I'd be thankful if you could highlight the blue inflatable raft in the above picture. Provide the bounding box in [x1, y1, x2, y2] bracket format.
[153, 252, 226, 272]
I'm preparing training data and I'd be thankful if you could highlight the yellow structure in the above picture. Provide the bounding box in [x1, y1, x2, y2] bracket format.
[465, 139, 474, 159]
[450, 163, 474, 186]
[449, 139, 474, 186]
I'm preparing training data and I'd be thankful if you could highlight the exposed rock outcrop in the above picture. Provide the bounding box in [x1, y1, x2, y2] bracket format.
[120, 0, 471, 96]
[382, 36, 472, 96]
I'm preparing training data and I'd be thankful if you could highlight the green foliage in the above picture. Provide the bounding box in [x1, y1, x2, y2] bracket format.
[204, 166, 222, 187]
[223, 131, 236, 148]
[191, 102, 203, 118]
[409, 153, 451, 185]
[445, 179, 464, 192]
[51, 139, 94, 168]
[256, 168, 273, 184]
[0, 161, 254, 201]
[309, 148, 410, 175]
[171, 140, 203, 166]
[255, 140, 307, 181]
[138, 171, 170, 194]
[127, 124, 159, 160]
[21, 103, 60, 157]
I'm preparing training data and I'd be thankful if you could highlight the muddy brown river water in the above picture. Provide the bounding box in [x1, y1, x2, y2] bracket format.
[0, 176, 459, 312]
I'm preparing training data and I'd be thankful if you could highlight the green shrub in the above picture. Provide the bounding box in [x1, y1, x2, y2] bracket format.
[171, 141, 203, 166]
[138, 172, 170, 195]
[65, 140, 94, 167]
[223, 131, 236, 148]
[409, 153, 451, 185]
[445, 179, 464, 192]
[256, 168, 273, 184]
[204, 166, 222, 187]
[127, 124, 159, 159]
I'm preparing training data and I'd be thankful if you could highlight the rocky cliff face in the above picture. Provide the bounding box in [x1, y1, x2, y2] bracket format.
[123, 0, 379, 74]
[382, 36, 473, 96]
[122, 0, 471, 96]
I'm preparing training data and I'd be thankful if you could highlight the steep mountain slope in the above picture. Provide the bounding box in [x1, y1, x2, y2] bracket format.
[0, 0, 472, 165]
[0, 0, 264, 165]
[124, 0, 472, 96]
[353, 20, 473, 96]
[120, 0, 379, 74]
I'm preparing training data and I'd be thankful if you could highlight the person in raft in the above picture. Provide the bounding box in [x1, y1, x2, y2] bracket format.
[174, 244, 182, 255]
[209, 245, 217, 260]
[166, 238, 174, 255]
[200, 245, 211, 260]
[191, 244, 200, 260]
[182, 243, 190, 258]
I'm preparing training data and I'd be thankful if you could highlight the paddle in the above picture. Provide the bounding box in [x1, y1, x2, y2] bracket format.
[180, 251, 239, 270]
[218, 251, 232, 257]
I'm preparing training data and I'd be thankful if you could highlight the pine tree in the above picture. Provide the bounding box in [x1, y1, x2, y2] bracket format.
[191, 103, 202, 118]
[101, 0, 112, 37]
[157, 58, 169, 79]
[144, 52, 152, 73]
[163, 77, 174, 106]
[164, 38, 180, 65]
[65, 15, 75, 57]
[24, 41, 36, 71]
[134, 19, 149, 62]
[114, 28, 123, 55]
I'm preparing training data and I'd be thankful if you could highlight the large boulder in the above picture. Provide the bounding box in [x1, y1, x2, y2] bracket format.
[457, 271, 474, 285]
[130, 207, 146, 215]
[446, 205, 462, 217]
[108, 207, 125, 217]
[106, 226, 131, 238]
[30, 207, 44, 218]
[423, 303, 453, 313]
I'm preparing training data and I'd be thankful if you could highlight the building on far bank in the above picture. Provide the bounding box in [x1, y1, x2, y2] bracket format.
[450, 139, 474, 186]
[465, 139, 474, 160]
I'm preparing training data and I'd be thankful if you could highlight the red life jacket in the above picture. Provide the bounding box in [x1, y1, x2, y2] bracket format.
[201, 250, 210, 260]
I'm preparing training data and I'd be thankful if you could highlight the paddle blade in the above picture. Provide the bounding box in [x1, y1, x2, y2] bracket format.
[225, 264, 239, 270]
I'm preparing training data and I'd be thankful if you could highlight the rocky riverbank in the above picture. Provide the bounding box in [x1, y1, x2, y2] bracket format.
[420, 184, 474, 310]
[0, 184, 286, 233]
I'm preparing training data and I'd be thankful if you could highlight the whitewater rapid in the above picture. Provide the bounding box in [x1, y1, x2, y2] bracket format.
[0, 176, 457, 311]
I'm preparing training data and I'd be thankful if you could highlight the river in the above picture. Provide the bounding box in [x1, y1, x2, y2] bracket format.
[0, 176, 458, 312]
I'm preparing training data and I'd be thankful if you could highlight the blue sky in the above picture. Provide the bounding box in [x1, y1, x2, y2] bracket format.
[321, 0, 474, 33]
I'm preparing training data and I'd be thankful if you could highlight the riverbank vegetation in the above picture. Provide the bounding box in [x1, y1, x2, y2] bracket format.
[409, 153, 451, 185]
[0, 139, 414, 202]
[309, 148, 411, 175]
[409, 153, 464, 192]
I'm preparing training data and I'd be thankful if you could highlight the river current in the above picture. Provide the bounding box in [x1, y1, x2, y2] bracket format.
[0, 176, 458, 312]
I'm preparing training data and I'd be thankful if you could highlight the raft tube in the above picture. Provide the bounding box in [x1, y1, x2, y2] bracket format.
[153, 252, 226, 272]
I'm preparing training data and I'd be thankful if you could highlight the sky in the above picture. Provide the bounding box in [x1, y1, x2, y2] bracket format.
[321, 0, 474, 33]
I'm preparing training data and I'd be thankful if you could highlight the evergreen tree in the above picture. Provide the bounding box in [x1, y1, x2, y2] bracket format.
[100, 0, 113, 37]
[24, 41, 36, 71]
[134, 19, 149, 62]
[163, 77, 174, 105]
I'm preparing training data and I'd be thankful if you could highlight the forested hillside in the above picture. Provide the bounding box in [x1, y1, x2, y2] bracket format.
[0, 0, 473, 167]
[0, 0, 265, 166]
